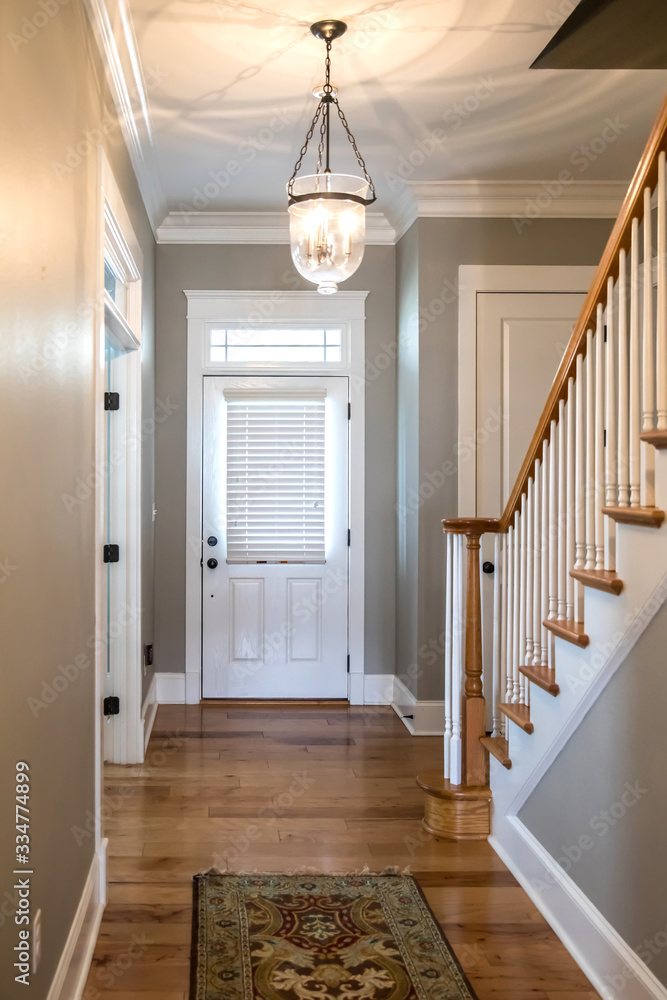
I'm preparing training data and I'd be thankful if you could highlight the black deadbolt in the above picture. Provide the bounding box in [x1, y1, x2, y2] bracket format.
[482, 561, 495, 575]
[207, 536, 218, 546]
[207, 558, 218, 569]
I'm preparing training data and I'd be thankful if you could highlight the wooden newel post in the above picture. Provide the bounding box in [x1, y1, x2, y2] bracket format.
[416, 518, 499, 841]
[462, 529, 488, 787]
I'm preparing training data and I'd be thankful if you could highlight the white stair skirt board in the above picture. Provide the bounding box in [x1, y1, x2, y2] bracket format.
[155, 672, 187, 704]
[490, 819, 667, 1000]
[141, 674, 158, 752]
[46, 840, 107, 1000]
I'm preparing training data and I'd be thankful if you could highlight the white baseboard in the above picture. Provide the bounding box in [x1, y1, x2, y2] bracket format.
[46, 840, 107, 1000]
[141, 674, 158, 752]
[363, 673, 395, 705]
[155, 671, 186, 704]
[391, 675, 444, 735]
[491, 817, 667, 1000]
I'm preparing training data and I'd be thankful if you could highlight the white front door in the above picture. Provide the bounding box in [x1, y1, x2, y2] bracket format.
[202, 376, 349, 699]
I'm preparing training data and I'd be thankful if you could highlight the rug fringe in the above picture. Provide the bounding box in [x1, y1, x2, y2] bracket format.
[198, 865, 412, 877]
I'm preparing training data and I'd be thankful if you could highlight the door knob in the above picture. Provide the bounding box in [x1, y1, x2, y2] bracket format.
[207, 558, 218, 569]
[482, 561, 494, 575]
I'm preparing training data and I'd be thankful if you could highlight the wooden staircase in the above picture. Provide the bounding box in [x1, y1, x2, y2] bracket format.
[417, 94, 667, 839]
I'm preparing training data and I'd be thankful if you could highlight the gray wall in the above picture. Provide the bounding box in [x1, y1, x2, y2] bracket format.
[154, 244, 397, 678]
[396, 216, 613, 701]
[0, 2, 155, 995]
[520, 596, 667, 988]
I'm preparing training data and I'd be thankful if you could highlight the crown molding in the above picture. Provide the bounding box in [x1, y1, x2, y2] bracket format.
[156, 211, 397, 246]
[83, 0, 167, 235]
[392, 179, 628, 240]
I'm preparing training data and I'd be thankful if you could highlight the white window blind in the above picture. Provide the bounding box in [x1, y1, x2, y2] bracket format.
[224, 389, 327, 563]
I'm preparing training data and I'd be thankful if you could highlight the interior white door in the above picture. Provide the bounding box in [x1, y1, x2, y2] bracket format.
[475, 291, 586, 707]
[476, 292, 586, 518]
[202, 375, 349, 699]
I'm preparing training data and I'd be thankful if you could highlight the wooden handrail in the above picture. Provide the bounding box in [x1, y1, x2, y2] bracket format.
[499, 94, 667, 533]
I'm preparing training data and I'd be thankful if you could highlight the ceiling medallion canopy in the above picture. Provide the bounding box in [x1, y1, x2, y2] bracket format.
[287, 19, 377, 295]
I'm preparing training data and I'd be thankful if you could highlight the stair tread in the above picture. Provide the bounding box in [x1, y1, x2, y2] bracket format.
[499, 703, 534, 734]
[543, 618, 590, 648]
[570, 568, 624, 595]
[480, 736, 512, 770]
[640, 430, 667, 449]
[602, 505, 665, 528]
[519, 663, 560, 696]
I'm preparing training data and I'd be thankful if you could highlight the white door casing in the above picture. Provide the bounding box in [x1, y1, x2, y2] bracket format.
[202, 376, 349, 699]
[185, 291, 368, 705]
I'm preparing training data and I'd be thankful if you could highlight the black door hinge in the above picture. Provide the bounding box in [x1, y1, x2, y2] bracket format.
[104, 696, 120, 717]
[604, 429, 607, 447]
[104, 392, 120, 411]
[348, 529, 351, 546]
[348, 402, 351, 419]
[604, 325, 608, 343]
[104, 544, 120, 563]
[347, 654, 350, 673]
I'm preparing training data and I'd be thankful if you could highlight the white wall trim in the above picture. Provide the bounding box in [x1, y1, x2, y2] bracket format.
[491, 819, 667, 1000]
[157, 211, 396, 246]
[457, 265, 596, 516]
[392, 179, 628, 240]
[141, 674, 158, 751]
[155, 672, 187, 704]
[46, 842, 107, 1000]
[83, 0, 167, 233]
[391, 675, 444, 735]
[184, 291, 367, 705]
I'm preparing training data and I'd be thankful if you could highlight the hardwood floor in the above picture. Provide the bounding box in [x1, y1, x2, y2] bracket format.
[86, 704, 599, 1000]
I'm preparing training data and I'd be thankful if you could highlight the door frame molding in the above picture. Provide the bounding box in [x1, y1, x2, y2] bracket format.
[184, 290, 369, 705]
[457, 265, 596, 516]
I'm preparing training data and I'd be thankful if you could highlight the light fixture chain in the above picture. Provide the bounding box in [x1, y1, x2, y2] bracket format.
[287, 100, 325, 197]
[332, 98, 377, 199]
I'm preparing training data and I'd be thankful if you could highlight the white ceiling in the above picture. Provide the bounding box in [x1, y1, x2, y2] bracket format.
[126, 0, 667, 224]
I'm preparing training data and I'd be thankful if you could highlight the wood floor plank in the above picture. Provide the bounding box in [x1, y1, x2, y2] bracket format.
[85, 704, 599, 1000]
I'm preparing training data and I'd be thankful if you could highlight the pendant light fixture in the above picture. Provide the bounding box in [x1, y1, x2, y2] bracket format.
[287, 19, 376, 295]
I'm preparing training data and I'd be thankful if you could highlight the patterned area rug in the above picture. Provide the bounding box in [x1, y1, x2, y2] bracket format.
[190, 872, 478, 1000]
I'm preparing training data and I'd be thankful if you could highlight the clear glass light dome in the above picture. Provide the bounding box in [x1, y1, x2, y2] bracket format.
[288, 174, 369, 295]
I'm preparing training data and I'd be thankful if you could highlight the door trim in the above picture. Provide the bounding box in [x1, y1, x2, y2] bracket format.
[457, 265, 596, 516]
[184, 291, 368, 705]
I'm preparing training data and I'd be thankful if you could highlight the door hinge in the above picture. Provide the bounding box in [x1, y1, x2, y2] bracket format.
[104, 392, 120, 411]
[347, 654, 350, 673]
[604, 429, 607, 447]
[348, 529, 351, 546]
[104, 544, 120, 563]
[348, 402, 351, 420]
[603, 325, 607, 343]
[103, 696, 120, 717]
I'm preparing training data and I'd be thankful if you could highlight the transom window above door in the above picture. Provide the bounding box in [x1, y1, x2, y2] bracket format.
[207, 326, 345, 367]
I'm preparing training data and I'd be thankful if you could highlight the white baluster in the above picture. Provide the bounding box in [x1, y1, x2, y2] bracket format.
[618, 250, 630, 506]
[594, 308, 605, 569]
[566, 380, 576, 615]
[657, 151, 667, 431]
[585, 331, 596, 567]
[540, 441, 549, 664]
[519, 496, 527, 702]
[558, 400, 568, 613]
[533, 459, 542, 664]
[575, 355, 586, 572]
[492, 533, 502, 738]
[512, 510, 521, 702]
[450, 535, 462, 785]
[642, 185, 656, 508]
[549, 420, 559, 619]
[525, 477, 534, 667]
[443, 533, 453, 779]
[629, 218, 641, 507]
[505, 525, 514, 706]
[605, 277, 618, 507]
